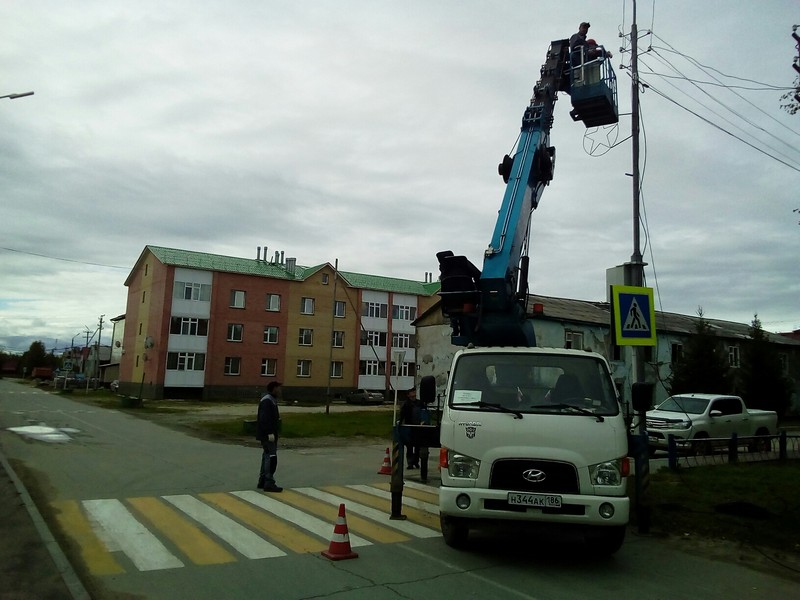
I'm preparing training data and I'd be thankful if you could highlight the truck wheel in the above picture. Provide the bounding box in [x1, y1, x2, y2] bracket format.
[440, 515, 469, 549]
[691, 434, 712, 456]
[585, 525, 626, 556]
[748, 430, 771, 453]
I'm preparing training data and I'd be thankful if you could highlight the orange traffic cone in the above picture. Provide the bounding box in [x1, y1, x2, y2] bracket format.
[377, 447, 392, 475]
[322, 503, 358, 561]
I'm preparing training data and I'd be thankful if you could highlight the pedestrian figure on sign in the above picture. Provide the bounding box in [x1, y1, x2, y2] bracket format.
[629, 304, 643, 329]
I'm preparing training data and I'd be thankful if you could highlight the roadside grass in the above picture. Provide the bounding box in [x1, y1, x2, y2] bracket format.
[644, 462, 800, 555]
[201, 411, 393, 439]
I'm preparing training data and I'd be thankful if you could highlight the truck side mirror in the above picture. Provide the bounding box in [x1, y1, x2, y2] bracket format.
[631, 382, 654, 412]
[420, 375, 436, 405]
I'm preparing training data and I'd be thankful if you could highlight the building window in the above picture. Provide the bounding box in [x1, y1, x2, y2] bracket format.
[300, 297, 315, 315]
[175, 281, 211, 301]
[224, 357, 241, 375]
[261, 358, 277, 377]
[729, 345, 741, 368]
[145, 263, 148, 276]
[263, 326, 279, 344]
[361, 330, 387, 347]
[142, 290, 146, 303]
[671, 343, 683, 365]
[362, 301, 388, 319]
[230, 290, 246, 308]
[322, 273, 329, 285]
[170, 317, 209, 336]
[332, 330, 345, 348]
[167, 352, 206, 371]
[359, 360, 386, 376]
[330, 361, 343, 378]
[392, 333, 413, 348]
[392, 304, 417, 320]
[391, 361, 415, 377]
[779, 353, 788, 375]
[227, 323, 244, 342]
[297, 360, 311, 377]
[299, 328, 313, 346]
[334, 301, 346, 318]
[565, 331, 583, 350]
[266, 293, 281, 312]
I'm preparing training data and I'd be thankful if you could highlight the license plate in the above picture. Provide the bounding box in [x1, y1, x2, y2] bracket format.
[507, 492, 562, 508]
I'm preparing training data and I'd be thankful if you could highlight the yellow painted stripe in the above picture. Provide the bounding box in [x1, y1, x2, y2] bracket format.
[127, 497, 236, 566]
[373, 482, 439, 505]
[200, 493, 327, 554]
[324, 485, 441, 530]
[277, 490, 409, 544]
[51, 500, 124, 575]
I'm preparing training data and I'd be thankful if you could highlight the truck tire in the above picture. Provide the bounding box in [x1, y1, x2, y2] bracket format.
[748, 429, 771, 453]
[584, 525, 626, 556]
[440, 515, 469, 549]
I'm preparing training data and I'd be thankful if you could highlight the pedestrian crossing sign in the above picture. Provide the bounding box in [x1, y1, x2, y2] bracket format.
[611, 285, 656, 346]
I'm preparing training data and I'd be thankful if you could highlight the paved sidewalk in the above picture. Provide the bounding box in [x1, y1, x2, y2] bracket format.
[0, 450, 89, 600]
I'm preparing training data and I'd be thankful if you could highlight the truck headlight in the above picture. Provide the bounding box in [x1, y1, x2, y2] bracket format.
[676, 420, 692, 430]
[448, 451, 481, 479]
[589, 459, 624, 486]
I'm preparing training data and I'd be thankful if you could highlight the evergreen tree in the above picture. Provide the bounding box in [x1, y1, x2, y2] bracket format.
[668, 308, 734, 395]
[738, 315, 792, 418]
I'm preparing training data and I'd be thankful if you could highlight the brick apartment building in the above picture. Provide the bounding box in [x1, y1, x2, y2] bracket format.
[119, 246, 440, 400]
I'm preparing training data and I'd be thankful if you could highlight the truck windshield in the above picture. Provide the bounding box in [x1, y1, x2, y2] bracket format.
[656, 396, 709, 414]
[449, 353, 619, 417]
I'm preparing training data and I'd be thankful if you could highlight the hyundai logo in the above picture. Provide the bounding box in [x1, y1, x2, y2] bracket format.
[522, 468, 546, 483]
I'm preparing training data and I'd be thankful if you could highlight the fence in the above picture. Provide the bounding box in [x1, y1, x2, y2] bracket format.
[661, 431, 800, 469]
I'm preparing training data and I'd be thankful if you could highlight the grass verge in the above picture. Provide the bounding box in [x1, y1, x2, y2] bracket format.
[201, 411, 392, 439]
[644, 462, 800, 556]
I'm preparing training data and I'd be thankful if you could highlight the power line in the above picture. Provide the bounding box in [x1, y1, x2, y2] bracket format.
[0, 246, 129, 270]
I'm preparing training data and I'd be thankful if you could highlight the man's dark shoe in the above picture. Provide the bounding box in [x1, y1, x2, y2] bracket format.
[262, 485, 283, 493]
[257, 480, 265, 490]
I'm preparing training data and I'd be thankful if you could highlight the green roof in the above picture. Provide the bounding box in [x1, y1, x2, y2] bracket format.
[136, 245, 439, 296]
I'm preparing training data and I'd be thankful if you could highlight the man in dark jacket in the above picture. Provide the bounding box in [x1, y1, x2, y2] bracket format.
[256, 381, 283, 492]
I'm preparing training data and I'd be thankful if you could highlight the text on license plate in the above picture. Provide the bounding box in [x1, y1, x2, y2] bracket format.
[507, 492, 562, 508]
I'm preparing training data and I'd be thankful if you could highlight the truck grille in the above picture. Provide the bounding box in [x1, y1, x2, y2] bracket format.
[489, 459, 579, 494]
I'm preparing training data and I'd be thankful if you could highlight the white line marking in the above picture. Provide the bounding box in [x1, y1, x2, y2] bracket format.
[348, 485, 439, 515]
[82, 499, 184, 571]
[163, 494, 285, 559]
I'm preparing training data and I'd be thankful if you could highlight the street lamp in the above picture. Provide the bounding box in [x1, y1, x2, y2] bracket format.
[0, 91, 34, 100]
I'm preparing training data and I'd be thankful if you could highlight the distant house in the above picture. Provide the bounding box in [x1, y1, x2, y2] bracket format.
[118, 245, 439, 401]
[414, 294, 800, 414]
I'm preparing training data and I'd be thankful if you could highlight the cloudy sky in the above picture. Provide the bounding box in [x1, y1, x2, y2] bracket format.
[1, 1, 798, 355]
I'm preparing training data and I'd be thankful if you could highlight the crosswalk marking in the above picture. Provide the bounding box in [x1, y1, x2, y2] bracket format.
[53, 483, 442, 574]
[297, 487, 440, 538]
[232, 491, 372, 548]
[163, 494, 285, 559]
[83, 499, 185, 571]
[200, 492, 328, 554]
[127, 497, 236, 566]
[51, 500, 124, 575]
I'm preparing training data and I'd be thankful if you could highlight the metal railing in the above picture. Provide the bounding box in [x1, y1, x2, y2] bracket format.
[663, 431, 800, 469]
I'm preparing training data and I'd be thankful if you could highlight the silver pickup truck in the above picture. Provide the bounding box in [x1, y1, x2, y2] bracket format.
[645, 393, 778, 454]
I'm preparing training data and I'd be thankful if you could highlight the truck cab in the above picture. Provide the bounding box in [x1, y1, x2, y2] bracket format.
[438, 347, 630, 554]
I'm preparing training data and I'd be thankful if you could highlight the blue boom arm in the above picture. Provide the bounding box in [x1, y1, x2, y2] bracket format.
[436, 39, 572, 347]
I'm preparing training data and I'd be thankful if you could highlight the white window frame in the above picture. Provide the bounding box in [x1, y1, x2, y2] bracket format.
[227, 323, 244, 342]
[300, 297, 315, 315]
[330, 361, 343, 378]
[729, 345, 741, 368]
[266, 293, 281, 312]
[261, 358, 277, 377]
[230, 290, 246, 308]
[297, 359, 311, 377]
[224, 357, 241, 376]
[299, 328, 313, 346]
[332, 330, 345, 348]
[263, 326, 279, 344]
[334, 300, 346, 318]
[565, 330, 584, 350]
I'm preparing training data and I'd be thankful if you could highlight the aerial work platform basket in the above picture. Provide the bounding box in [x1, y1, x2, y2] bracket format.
[568, 46, 618, 127]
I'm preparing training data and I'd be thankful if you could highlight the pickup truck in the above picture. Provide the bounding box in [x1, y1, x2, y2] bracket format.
[645, 393, 778, 454]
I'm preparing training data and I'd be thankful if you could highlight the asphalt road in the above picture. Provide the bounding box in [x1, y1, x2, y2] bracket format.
[1, 378, 798, 600]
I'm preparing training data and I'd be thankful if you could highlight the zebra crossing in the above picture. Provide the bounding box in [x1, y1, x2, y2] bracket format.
[51, 481, 441, 574]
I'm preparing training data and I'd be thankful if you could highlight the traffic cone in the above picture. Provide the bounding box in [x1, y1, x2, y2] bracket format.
[377, 447, 392, 475]
[321, 503, 358, 561]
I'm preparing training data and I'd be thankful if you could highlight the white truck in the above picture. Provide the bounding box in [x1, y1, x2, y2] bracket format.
[436, 347, 630, 554]
[645, 393, 778, 454]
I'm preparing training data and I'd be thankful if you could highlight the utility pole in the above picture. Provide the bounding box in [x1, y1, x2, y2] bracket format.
[96, 314, 105, 386]
[325, 260, 339, 415]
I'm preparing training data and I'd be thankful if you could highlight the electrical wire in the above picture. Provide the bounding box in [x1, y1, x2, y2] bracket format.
[0, 246, 129, 270]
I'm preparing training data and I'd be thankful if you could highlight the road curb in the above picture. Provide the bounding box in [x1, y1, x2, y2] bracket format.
[0, 448, 91, 600]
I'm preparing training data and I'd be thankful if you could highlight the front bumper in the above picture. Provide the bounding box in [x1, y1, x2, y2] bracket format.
[440, 485, 629, 526]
